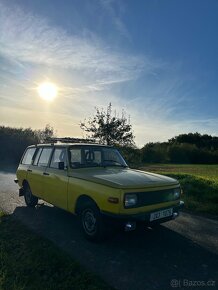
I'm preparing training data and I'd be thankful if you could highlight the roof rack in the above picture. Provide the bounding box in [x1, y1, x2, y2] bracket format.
[46, 137, 99, 144]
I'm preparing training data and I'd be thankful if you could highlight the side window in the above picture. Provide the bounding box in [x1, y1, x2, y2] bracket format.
[50, 148, 67, 169]
[70, 149, 82, 167]
[33, 148, 43, 166]
[38, 148, 53, 167]
[94, 151, 102, 163]
[84, 149, 102, 165]
[22, 148, 36, 165]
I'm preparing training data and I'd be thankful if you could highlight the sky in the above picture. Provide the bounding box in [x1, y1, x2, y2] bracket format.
[0, 0, 218, 147]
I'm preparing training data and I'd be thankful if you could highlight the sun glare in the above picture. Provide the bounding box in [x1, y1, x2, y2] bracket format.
[37, 82, 58, 102]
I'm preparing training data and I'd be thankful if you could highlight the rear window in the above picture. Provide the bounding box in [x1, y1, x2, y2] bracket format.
[38, 147, 53, 167]
[22, 148, 36, 165]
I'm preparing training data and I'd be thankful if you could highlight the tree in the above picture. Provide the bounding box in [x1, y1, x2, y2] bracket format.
[0, 124, 55, 167]
[141, 142, 168, 163]
[35, 124, 55, 143]
[80, 103, 135, 146]
[168, 132, 218, 150]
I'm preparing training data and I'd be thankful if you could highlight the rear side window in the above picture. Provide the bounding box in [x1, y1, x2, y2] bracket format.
[33, 148, 43, 165]
[50, 148, 67, 169]
[22, 148, 36, 165]
[38, 148, 53, 167]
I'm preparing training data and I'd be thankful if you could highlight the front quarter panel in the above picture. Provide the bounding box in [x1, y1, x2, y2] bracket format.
[67, 176, 121, 214]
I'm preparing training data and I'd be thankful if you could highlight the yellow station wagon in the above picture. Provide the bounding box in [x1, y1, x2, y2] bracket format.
[15, 138, 184, 241]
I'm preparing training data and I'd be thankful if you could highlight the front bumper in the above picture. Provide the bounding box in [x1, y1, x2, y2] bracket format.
[14, 179, 24, 196]
[102, 200, 184, 225]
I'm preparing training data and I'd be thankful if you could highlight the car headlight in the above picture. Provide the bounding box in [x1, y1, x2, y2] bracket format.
[124, 194, 138, 208]
[173, 188, 181, 199]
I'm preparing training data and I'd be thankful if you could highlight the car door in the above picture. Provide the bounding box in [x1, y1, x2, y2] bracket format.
[42, 147, 68, 210]
[27, 147, 53, 198]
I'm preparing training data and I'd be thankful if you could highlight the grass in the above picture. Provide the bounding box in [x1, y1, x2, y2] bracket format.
[139, 164, 218, 216]
[0, 210, 112, 290]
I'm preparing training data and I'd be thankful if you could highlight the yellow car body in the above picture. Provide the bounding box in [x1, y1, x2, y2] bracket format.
[16, 143, 184, 240]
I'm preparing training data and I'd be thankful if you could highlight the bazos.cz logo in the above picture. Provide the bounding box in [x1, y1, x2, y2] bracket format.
[170, 279, 216, 288]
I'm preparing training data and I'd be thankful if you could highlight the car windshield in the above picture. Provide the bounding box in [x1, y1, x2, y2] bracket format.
[69, 146, 128, 168]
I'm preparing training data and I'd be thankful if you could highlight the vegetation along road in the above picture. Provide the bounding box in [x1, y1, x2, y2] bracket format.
[0, 170, 218, 290]
[140, 164, 218, 216]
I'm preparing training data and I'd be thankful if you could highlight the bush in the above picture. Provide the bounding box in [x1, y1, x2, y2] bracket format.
[168, 143, 197, 163]
[141, 143, 168, 163]
[162, 173, 218, 215]
[0, 125, 54, 167]
[117, 146, 141, 167]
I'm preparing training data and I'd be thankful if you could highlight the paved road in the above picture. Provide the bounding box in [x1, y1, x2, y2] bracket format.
[0, 171, 218, 290]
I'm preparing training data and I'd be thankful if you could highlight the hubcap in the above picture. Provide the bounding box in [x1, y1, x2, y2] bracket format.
[82, 209, 97, 234]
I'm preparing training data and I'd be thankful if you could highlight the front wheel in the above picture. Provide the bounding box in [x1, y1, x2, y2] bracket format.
[24, 183, 38, 207]
[80, 202, 107, 242]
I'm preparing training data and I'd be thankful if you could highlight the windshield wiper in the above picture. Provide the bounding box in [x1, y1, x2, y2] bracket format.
[102, 160, 127, 168]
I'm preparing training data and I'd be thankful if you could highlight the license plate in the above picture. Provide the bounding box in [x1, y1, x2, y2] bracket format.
[150, 208, 173, 222]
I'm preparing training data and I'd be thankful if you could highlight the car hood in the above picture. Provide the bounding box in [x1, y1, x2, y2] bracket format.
[69, 167, 179, 189]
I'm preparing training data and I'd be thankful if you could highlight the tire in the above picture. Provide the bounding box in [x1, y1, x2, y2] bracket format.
[23, 183, 38, 207]
[79, 201, 107, 242]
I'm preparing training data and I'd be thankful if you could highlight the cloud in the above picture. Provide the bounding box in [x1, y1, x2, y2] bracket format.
[99, 0, 131, 40]
[0, 1, 149, 87]
[1, 1, 217, 147]
[133, 115, 218, 147]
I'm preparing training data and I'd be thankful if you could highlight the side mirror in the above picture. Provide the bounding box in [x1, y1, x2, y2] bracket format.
[58, 161, 65, 170]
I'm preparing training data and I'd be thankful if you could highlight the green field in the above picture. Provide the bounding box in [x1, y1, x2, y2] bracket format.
[0, 210, 111, 290]
[140, 164, 218, 216]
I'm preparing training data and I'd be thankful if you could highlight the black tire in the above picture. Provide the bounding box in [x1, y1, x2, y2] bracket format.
[23, 183, 38, 207]
[79, 201, 107, 242]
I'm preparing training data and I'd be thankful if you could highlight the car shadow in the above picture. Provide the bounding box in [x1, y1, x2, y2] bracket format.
[12, 204, 218, 290]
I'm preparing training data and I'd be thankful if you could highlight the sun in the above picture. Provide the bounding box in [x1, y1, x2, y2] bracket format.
[37, 82, 58, 102]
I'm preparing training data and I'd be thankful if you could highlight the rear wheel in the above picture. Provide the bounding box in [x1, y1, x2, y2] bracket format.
[79, 201, 107, 242]
[24, 183, 38, 207]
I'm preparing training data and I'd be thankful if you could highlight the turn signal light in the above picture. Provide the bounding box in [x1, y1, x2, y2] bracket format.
[108, 197, 119, 204]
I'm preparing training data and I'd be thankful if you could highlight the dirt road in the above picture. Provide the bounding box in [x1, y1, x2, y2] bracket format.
[0, 171, 217, 290]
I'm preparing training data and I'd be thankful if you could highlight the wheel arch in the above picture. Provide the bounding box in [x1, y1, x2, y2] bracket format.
[75, 194, 99, 215]
[22, 179, 29, 187]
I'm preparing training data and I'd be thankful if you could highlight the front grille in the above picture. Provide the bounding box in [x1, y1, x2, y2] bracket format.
[125, 188, 179, 208]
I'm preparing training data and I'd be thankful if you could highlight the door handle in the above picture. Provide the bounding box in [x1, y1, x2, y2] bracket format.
[27, 169, 32, 172]
[43, 172, 50, 176]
